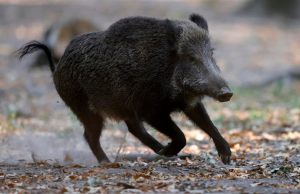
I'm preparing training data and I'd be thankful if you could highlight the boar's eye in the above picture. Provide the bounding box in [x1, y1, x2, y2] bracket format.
[210, 48, 215, 57]
[187, 55, 198, 63]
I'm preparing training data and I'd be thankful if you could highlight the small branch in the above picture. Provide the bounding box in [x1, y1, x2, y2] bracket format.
[114, 131, 128, 162]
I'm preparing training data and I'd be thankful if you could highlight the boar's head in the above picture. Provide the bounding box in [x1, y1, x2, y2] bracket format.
[171, 14, 233, 103]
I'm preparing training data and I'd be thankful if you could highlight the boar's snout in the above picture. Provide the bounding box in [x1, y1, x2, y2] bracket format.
[216, 87, 233, 102]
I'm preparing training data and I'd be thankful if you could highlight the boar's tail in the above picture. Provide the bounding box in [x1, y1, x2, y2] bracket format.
[17, 41, 55, 73]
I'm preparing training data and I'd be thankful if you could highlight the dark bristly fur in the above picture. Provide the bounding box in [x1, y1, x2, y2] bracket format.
[18, 14, 233, 164]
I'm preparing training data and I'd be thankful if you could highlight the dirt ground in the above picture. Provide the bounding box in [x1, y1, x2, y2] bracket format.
[0, 0, 299, 193]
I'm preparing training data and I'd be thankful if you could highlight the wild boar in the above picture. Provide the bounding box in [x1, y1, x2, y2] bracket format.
[18, 14, 233, 164]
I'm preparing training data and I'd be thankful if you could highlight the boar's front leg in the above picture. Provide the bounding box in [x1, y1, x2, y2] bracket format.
[183, 102, 231, 164]
[146, 115, 186, 157]
[125, 119, 164, 154]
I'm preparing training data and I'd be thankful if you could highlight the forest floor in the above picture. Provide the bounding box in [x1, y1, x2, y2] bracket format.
[1, 85, 299, 193]
[0, 0, 299, 193]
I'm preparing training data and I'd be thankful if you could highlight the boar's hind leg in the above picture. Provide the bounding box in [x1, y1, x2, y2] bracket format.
[146, 115, 186, 157]
[125, 119, 164, 154]
[183, 102, 231, 164]
[71, 105, 109, 163]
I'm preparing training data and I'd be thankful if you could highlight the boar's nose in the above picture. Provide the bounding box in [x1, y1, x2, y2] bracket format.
[217, 87, 233, 102]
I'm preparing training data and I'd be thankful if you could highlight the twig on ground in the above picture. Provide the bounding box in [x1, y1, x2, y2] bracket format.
[31, 152, 38, 163]
[114, 130, 128, 162]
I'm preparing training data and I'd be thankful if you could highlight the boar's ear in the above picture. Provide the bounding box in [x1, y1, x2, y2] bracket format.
[189, 13, 208, 31]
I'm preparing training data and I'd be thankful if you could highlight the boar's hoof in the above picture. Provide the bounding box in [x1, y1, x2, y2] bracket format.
[157, 143, 179, 157]
[157, 149, 176, 157]
[217, 147, 231, 164]
[215, 140, 231, 164]
[219, 154, 231, 165]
